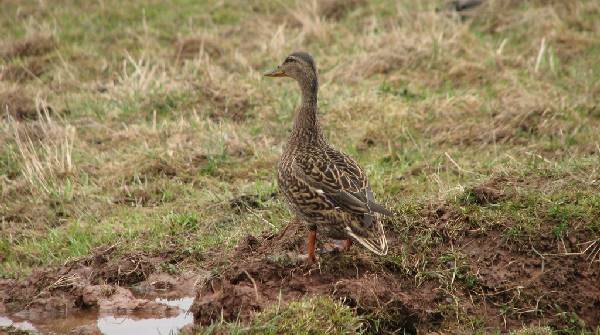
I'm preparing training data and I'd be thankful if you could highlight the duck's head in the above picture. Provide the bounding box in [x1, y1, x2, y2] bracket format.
[264, 51, 317, 83]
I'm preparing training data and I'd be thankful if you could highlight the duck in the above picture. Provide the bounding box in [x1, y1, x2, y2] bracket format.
[264, 51, 392, 263]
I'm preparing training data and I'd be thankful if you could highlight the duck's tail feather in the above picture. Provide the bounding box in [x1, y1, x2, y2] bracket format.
[345, 219, 388, 256]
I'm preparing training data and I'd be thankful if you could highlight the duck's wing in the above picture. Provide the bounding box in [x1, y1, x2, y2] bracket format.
[294, 147, 393, 217]
[292, 147, 392, 255]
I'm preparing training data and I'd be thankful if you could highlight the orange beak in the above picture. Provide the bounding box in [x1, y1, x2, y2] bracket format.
[264, 67, 286, 77]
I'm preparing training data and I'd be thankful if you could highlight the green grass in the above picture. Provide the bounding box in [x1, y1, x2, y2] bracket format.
[1, 0, 600, 333]
[201, 296, 363, 335]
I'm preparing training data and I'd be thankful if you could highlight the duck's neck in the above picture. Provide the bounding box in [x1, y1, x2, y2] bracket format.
[290, 75, 324, 144]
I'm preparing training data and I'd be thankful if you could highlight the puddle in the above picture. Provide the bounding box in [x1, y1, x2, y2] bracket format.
[0, 297, 194, 334]
[0, 315, 37, 331]
[97, 297, 194, 335]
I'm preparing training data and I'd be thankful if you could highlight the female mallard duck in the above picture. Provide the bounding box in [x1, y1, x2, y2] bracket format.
[265, 52, 392, 263]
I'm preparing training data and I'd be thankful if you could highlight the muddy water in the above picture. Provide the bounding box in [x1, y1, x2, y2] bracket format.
[0, 315, 37, 331]
[97, 297, 194, 335]
[0, 296, 194, 334]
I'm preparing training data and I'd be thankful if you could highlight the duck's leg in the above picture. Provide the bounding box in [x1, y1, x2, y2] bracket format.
[307, 229, 317, 263]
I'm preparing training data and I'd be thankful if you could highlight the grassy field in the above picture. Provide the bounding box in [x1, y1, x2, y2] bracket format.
[1, 0, 600, 334]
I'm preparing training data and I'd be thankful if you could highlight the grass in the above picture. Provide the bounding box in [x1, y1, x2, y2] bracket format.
[201, 296, 363, 335]
[1, 0, 599, 333]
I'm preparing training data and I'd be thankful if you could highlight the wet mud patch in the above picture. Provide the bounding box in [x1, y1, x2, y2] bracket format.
[2, 208, 598, 333]
[3, 294, 195, 335]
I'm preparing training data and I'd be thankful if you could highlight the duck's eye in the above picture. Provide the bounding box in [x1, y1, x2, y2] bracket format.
[284, 57, 295, 64]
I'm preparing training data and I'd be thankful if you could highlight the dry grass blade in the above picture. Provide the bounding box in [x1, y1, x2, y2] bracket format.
[288, 0, 331, 42]
[9, 100, 76, 195]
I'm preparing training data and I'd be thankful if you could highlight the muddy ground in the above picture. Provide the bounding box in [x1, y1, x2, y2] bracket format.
[192, 213, 600, 333]
[2, 204, 598, 334]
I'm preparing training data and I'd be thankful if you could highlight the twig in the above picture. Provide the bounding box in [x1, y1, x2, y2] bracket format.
[444, 152, 475, 175]
[531, 244, 545, 273]
[243, 270, 260, 301]
[245, 204, 275, 229]
[534, 37, 546, 73]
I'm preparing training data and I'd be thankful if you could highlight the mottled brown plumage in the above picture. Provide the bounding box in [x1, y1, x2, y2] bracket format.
[265, 52, 391, 261]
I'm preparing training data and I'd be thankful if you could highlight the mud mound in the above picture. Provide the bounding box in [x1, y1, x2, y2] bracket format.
[191, 220, 439, 332]
[204, 88, 254, 123]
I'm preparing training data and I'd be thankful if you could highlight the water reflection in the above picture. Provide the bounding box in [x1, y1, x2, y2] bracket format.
[0, 315, 37, 331]
[97, 297, 194, 335]
[0, 296, 194, 335]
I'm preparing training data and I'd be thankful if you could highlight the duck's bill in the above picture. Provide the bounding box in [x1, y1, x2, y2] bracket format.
[264, 68, 286, 77]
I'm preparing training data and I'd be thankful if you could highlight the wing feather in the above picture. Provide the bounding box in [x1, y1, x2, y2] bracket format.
[293, 148, 393, 217]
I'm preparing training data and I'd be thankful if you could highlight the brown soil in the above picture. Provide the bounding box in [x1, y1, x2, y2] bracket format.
[191, 213, 600, 333]
[191, 220, 440, 333]
[463, 230, 600, 330]
[69, 324, 102, 335]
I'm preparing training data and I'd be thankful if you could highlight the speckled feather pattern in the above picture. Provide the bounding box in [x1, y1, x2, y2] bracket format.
[274, 52, 390, 255]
